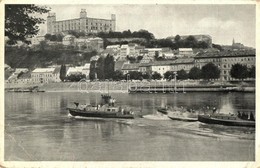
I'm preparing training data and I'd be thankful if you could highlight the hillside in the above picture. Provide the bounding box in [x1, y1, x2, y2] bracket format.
[5, 46, 97, 69]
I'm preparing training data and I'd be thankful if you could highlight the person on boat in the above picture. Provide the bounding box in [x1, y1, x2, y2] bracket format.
[112, 98, 116, 107]
[237, 111, 241, 118]
[212, 107, 217, 114]
[74, 102, 79, 108]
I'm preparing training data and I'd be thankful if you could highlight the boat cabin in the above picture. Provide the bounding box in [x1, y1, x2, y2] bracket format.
[106, 107, 118, 112]
[213, 114, 237, 120]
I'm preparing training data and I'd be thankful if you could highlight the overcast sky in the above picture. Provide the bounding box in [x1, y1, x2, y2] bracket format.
[38, 4, 256, 47]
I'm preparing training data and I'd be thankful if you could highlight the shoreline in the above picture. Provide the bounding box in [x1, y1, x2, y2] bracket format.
[5, 81, 255, 93]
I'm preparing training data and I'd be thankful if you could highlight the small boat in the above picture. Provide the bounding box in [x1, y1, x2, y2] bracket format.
[168, 111, 198, 122]
[157, 107, 168, 114]
[198, 112, 255, 127]
[68, 94, 135, 119]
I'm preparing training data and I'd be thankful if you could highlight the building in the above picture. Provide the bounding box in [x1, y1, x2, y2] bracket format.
[232, 38, 245, 49]
[139, 58, 195, 76]
[170, 58, 195, 73]
[139, 54, 154, 64]
[31, 67, 61, 83]
[145, 48, 162, 57]
[90, 55, 100, 62]
[76, 37, 104, 52]
[66, 63, 90, 79]
[106, 45, 120, 51]
[195, 50, 255, 81]
[120, 44, 130, 58]
[177, 48, 194, 57]
[121, 63, 139, 74]
[149, 62, 172, 76]
[62, 35, 76, 46]
[47, 9, 116, 35]
[62, 36, 104, 52]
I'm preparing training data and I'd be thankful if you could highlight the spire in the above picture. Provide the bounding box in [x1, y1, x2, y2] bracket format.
[232, 38, 235, 45]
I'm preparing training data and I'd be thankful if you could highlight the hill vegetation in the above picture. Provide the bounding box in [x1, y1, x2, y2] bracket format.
[5, 44, 97, 69]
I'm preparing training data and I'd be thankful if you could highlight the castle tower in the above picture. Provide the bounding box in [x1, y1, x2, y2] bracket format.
[80, 9, 87, 18]
[111, 14, 116, 21]
[80, 9, 87, 33]
[47, 13, 56, 34]
[111, 14, 116, 31]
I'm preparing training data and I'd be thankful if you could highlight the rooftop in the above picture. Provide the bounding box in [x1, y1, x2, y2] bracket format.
[121, 63, 139, 70]
[196, 49, 256, 58]
[32, 68, 55, 73]
[179, 48, 193, 52]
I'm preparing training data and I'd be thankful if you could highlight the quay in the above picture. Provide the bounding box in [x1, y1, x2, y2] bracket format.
[128, 84, 255, 93]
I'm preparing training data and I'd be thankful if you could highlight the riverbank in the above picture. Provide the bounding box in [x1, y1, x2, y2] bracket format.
[5, 80, 255, 93]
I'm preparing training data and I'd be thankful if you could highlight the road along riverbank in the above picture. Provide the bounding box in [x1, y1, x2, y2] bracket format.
[5, 80, 255, 93]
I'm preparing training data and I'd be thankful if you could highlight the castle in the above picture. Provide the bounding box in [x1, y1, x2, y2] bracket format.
[47, 9, 116, 35]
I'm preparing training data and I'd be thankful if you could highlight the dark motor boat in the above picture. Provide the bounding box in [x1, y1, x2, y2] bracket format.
[198, 110, 255, 127]
[67, 94, 135, 119]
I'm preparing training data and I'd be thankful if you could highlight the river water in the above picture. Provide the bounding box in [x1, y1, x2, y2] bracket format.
[5, 92, 255, 161]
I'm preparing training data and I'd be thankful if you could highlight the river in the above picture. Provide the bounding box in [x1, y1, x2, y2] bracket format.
[4, 92, 255, 161]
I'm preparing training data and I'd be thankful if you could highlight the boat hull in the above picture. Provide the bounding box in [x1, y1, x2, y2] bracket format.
[157, 108, 168, 114]
[68, 108, 134, 119]
[168, 116, 198, 122]
[198, 115, 255, 127]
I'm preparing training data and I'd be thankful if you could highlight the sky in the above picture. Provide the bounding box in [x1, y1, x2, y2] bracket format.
[38, 4, 256, 47]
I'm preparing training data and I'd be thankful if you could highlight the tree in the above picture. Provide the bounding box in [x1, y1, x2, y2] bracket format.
[68, 30, 80, 38]
[164, 71, 175, 81]
[56, 34, 64, 42]
[113, 70, 124, 81]
[152, 72, 162, 80]
[174, 35, 181, 42]
[177, 69, 188, 80]
[5, 5, 50, 44]
[59, 64, 67, 82]
[44, 34, 52, 41]
[142, 72, 152, 80]
[189, 67, 201, 80]
[248, 65, 255, 79]
[104, 54, 115, 79]
[50, 35, 57, 41]
[89, 61, 97, 80]
[230, 63, 249, 80]
[66, 74, 86, 82]
[128, 71, 143, 80]
[39, 40, 48, 51]
[96, 56, 105, 80]
[212, 43, 223, 51]
[201, 62, 220, 80]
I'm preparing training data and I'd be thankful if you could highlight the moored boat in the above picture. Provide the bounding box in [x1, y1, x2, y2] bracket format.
[198, 112, 255, 127]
